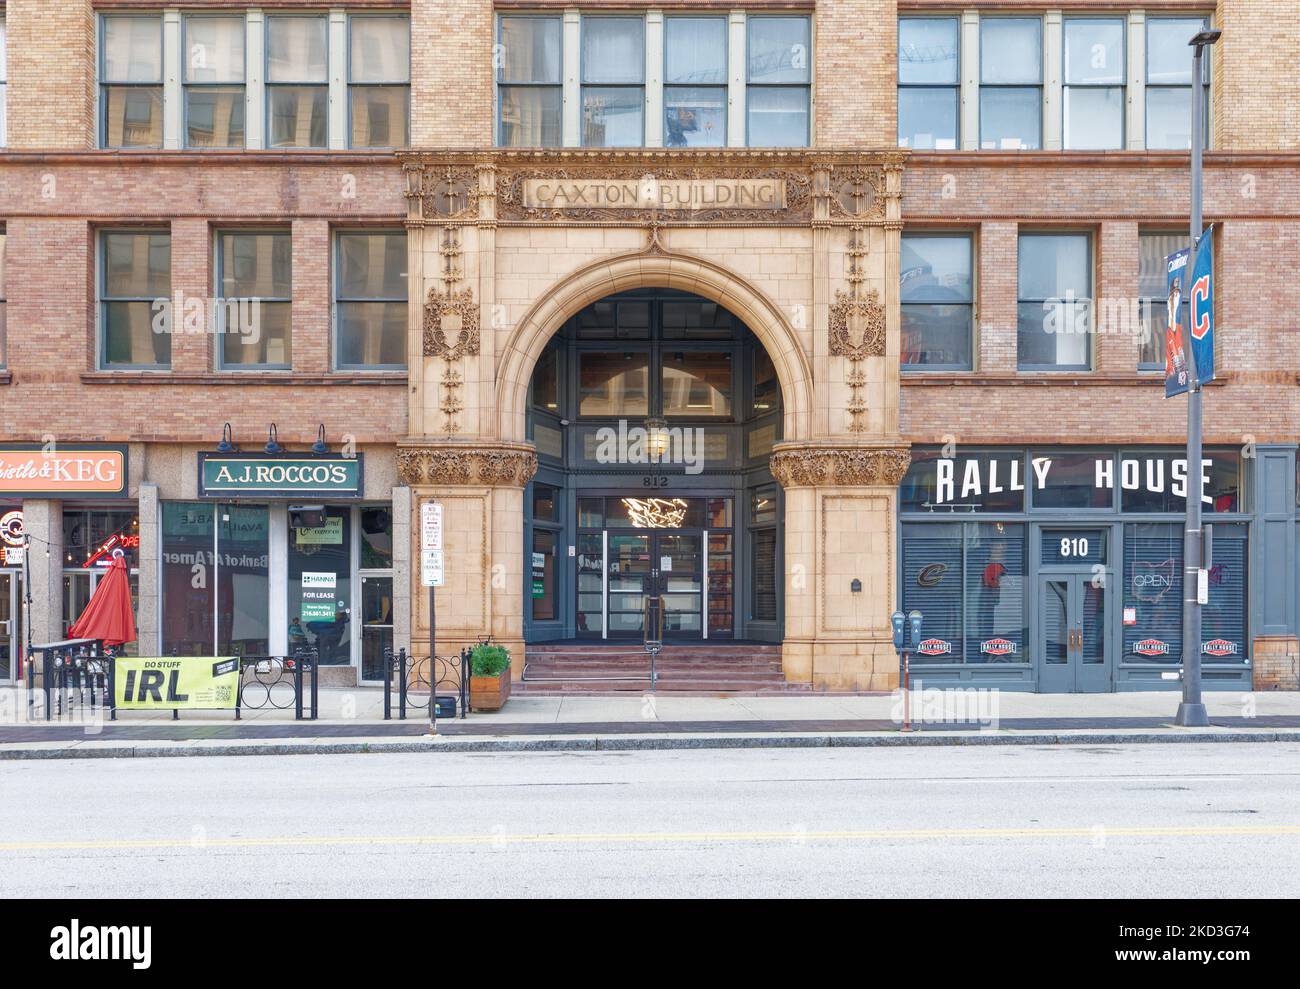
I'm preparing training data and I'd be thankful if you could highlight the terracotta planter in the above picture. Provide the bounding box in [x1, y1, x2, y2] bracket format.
[470, 666, 511, 712]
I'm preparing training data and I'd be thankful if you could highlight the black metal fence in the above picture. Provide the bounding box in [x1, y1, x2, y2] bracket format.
[382, 647, 469, 720]
[26, 644, 318, 721]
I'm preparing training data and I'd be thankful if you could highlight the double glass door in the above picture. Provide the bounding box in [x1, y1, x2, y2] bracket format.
[1038, 573, 1111, 692]
[594, 532, 705, 639]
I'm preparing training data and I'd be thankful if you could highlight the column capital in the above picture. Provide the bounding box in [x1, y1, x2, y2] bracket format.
[396, 440, 538, 488]
[770, 441, 911, 488]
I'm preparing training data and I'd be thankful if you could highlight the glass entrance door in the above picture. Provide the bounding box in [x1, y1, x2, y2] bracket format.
[0, 572, 16, 681]
[596, 531, 706, 640]
[1037, 573, 1111, 692]
[607, 534, 652, 638]
[656, 532, 702, 636]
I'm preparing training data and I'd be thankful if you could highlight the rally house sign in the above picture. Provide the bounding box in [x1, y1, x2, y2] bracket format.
[930, 455, 1219, 507]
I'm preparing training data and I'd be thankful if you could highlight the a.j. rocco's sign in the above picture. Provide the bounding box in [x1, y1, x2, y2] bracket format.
[198, 453, 364, 499]
[0, 444, 129, 498]
[522, 177, 785, 211]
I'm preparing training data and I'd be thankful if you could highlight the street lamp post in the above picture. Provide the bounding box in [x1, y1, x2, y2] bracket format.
[1175, 27, 1221, 728]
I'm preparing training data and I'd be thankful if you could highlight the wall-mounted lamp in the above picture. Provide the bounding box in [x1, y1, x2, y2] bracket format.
[264, 424, 285, 456]
[217, 422, 238, 454]
[311, 424, 329, 456]
[850, 578, 862, 593]
[645, 416, 670, 462]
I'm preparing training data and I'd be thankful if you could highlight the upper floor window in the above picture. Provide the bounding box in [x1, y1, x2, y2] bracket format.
[898, 17, 959, 151]
[184, 15, 246, 149]
[1146, 17, 1211, 150]
[217, 230, 292, 370]
[334, 230, 407, 370]
[1138, 231, 1186, 370]
[1063, 18, 1125, 150]
[901, 233, 974, 371]
[349, 15, 411, 148]
[980, 18, 1042, 150]
[0, 16, 8, 147]
[1017, 232, 1092, 370]
[0, 226, 7, 369]
[665, 16, 727, 148]
[582, 16, 645, 147]
[497, 15, 562, 147]
[267, 14, 328, 149]
[101, 15, 163, 149]
[746, 16, 811, 147]
[100, 230, 171, 370]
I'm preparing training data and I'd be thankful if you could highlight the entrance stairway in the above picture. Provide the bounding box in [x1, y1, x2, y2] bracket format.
[520, 641, 805, 693]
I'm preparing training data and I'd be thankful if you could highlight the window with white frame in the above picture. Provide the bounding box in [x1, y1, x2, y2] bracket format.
[100, 14, 164, 149]
[582, 16, 645, 147]
[184, 14, 246, 149]
[216, 230, 292, 370]
[1017, 232, 1092, 370]
[980, 17, 1041, 150]
[335, 230, 407, 370]
[746, 15, 811, 147]
[349, 14, 410, 148]
[1063, 17, 1125, 150]
[497, 15, 563, 147]
[898, 17, 959, 150]
[1146, 16, 1210, 150]
[665, 15, 727, 148]
[100, 230, 171, 369]
[266, 14, 328, 149]
[901, 233, 974, 370]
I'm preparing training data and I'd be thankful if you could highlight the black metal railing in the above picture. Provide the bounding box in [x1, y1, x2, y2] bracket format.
[27, 646, 318, 721]
[382, 646, 468, 720]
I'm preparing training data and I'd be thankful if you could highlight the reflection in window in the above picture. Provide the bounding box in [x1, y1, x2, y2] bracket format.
[335, 230, 407, 369]
[1138, 232, 1188, 369]
[747, 16, 811, 146]
[288, 507, 351, 665]
[183, 15, 246, 149]
[217, 230, 292, 368]
[662, 351, 732, 417]
[101, 14, 164, 148]
[665, 16, 727, 147]
[578, 352, 649, 416]
[266, 14, 329, 148]
[532, 344, 559, 411]
[100, 230, 171, 369]
[1063, 18, 1125, 150]
[497, 15, 563, 147]
[1146, 18, 1210, 150]
[980, 18, 1042, 150]
[582, 17, 644, 147]
[902, 234, 973, 369]
[898, 17, 959, 150]
[1017, 233, 1091, 369]
[349, 15, 410, 148]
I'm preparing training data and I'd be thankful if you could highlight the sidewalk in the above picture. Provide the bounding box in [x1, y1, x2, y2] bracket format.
[5, 686, 1300, 759]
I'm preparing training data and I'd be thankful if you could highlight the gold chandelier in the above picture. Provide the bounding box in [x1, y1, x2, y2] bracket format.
[621, 497, 688, 529]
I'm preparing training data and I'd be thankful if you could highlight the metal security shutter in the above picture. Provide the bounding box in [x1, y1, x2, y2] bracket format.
[751, 528, 777, 622]
[1202, 523, 1248, 661]
[965, 524, 1027, 662]
[901, 523, 963, 661]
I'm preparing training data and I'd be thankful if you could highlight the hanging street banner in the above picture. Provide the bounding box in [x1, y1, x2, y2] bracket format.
[115, 657, 240, 710]
[1188, 225, 1215, 386]
[1164, 248, 1191, 398]
[198, 454, 364, 498]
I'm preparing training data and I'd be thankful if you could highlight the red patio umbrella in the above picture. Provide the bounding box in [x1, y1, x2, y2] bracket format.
[68, 554, 137, 647]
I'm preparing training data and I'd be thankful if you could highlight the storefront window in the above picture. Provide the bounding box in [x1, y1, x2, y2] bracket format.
[359, 506, 393, 569]
[1029, 452, 1112, 509]
[162, 502, 269, 657]
[531, 529, 557, 621]
[288, 507, 351, 665]
[900, 450, 1027, 513]
[62, 508, 140, 569]
[1118, 451, 1241, 514]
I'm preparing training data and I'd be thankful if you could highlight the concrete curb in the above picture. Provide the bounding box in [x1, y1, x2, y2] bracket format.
[3, 728, 1299, 759]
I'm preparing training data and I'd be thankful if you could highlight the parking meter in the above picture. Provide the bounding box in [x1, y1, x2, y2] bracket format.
[891, 611, 906, 652]
[908, 611, 923, 651]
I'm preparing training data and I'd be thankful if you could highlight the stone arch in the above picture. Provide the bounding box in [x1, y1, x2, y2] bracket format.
[496, 250, 814, 442]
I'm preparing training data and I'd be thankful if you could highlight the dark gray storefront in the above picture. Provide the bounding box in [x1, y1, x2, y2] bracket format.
[897, 447, 1255, 693]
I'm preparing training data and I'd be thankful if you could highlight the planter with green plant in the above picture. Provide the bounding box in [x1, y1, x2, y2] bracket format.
[468, 643, 511, 712]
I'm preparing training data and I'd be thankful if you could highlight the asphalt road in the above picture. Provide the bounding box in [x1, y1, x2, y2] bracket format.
[3, 743, 1298, 897]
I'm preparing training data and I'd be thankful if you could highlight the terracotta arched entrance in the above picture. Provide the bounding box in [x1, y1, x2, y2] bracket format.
[495, 250, 813, 443]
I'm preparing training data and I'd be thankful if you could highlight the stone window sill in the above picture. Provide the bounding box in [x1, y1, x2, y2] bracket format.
[902, 372, 1230, 387]
[79, 372, 407, 386]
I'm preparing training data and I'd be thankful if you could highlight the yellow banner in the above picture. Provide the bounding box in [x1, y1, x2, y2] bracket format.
[115, 657, 240, 710]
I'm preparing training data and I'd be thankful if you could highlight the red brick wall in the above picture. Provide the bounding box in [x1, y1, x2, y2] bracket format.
[6, 1, 96, 151]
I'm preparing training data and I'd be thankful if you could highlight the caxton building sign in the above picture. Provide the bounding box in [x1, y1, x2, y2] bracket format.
[0, 445, 129, 497]
[521, 177, 785, 211]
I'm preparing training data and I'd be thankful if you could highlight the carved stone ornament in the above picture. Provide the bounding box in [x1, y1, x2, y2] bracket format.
[829, 288, 886, 360]
[769, 445, 912, 488]
[828, 165, 887, 220]
[423, 286, 481, 360]
[397, 445, 539, 488]
[408, 164, 479, 221]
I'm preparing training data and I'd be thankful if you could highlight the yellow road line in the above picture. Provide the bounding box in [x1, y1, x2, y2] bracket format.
[2, 824, 1299, 853]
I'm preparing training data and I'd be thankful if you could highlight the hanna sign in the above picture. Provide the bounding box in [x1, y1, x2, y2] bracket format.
[199, 454, 364, 498]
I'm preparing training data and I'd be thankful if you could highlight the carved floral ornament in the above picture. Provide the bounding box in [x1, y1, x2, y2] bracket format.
[769, 446, 912, 488]
[423, 286, 480, 360]
[829, 288, 887, 360]
[397, 446, 539, 488]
